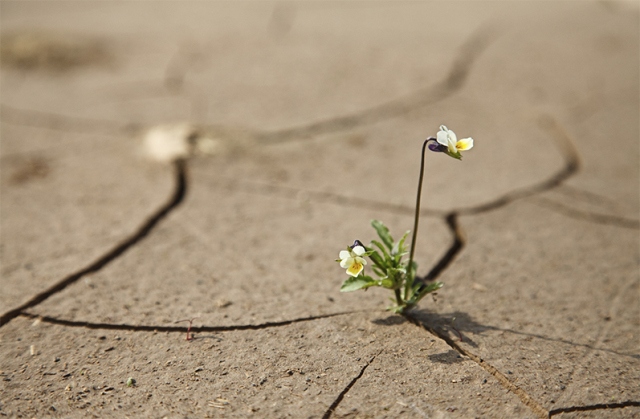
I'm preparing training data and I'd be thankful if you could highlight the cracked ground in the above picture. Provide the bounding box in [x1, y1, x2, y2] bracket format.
[1, 2, 639, 418]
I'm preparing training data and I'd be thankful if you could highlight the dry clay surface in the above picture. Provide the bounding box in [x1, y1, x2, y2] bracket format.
[1, 2, 638, 418]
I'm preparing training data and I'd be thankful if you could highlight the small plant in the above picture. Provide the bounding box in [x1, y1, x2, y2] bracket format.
[336, 125, 474, 313]
[175, 317, 199, 341]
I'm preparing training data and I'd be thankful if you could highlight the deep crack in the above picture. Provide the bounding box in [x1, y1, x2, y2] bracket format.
[0, 159, 188, 327]
[322, 352, 380, 419]
[1, 14, 631, 418]
[419, 212, 464, 283]
[18, 310, 363, 333]
[549, 400, 640, 416]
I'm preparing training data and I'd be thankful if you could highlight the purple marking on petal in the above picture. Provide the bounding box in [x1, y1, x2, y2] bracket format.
[352, 239, 365, 249]
[428, 141, 448, 153]
[428, 142, 442, 152]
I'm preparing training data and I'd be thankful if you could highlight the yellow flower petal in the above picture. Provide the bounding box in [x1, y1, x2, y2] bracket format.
[346, 261, 364, 277]
[456, 137, 473, 151]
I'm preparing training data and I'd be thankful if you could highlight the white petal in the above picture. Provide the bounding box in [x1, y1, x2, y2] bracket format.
[339, 250, 351, 260]
[447, 135, 458, 153]
[437, 130, 449, 146]
[447, 129, 457, 143]
[355, 256, 367, 266]
[352, 246, 366, 256]
[457, 137, 474, 151]
[340, 257, 354, 269]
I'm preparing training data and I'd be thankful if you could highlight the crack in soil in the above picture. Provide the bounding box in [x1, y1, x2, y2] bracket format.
[259, 26, 497, 144]
[419, 213, 464, 283]
[0, 103, 136, 136]
[404, 312, 550, 419]
[322, 352, 380, 419]
[217, 115, 588, 225]
[18, 310, 363, 333]
[1, 25, 497, 154]
[456, 320, 640, 360]
[548, 400, 640, 416]
[555, 184, 627, 209]
[529, 196, 640, 229]
[0, 159, 188, 327]
[1, 21, 633, 418]
[395, 116, 582, 419]
[455, 116, 580, 216]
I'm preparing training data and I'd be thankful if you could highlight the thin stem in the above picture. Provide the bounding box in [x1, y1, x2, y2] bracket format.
[394, 288, 403, 308]
[406, 138, 432, 298]
[175, 317, 199, 341]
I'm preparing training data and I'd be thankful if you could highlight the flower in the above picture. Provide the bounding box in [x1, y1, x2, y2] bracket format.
[435, 125, 474, 159]
[338, 245, 367, 277]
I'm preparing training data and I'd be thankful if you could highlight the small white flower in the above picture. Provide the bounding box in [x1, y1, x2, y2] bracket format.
[339, 246, 367, 277]
[437, 125, 474, 156]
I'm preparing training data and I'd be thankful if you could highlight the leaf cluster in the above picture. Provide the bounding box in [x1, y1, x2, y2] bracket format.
[340, 220, 442, 313]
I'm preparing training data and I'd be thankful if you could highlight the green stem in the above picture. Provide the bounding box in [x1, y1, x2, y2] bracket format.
[394, 288, 403, 308]
[406, 139, 431, 299]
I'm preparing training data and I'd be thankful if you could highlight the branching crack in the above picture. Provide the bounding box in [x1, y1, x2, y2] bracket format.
[1, 16, 632, 419]
[259, 26, 498, 144]
[217, 115, 584, 227]
[322, 352, 380, 419]
[403, 312, 549, 419]
[0, 159, 188, 327]
[456, 116, 580, 216]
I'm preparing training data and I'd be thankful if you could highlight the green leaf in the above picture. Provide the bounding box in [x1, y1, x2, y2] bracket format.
[371, 265, 385, 278]
[340, 276, 377, 292]
[392, 230, 410, 256]
[371, 220, 394, 250]
[410, 281, 444, 303]
[367, 249, 386, 270]
[371, 240, 390, 260]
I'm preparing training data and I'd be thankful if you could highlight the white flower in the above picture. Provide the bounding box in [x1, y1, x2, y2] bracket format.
[437, 125, 474, 156]
[339, 246, 367, 277]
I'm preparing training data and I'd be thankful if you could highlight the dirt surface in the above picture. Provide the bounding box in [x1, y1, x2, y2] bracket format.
[1, 1, 638, 418]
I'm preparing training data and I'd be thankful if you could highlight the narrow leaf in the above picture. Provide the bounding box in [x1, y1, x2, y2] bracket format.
[371, 240, 390, 260]
[367, 250, 386, 270]
[371, 220, 394, 250]
[413, 281, 444, 302]
[340, 276, 377, 292]
[392, 230, 411, 256]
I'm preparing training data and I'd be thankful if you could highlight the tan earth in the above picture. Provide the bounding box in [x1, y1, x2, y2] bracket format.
[1, 1, 638, 418]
